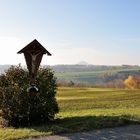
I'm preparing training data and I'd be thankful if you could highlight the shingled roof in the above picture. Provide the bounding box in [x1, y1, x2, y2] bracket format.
[17, 39, 51, 55]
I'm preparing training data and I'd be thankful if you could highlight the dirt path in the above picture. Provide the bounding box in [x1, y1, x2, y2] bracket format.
[26, 125, 140, 140]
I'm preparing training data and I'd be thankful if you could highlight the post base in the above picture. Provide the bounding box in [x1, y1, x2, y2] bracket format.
[27, 85, 39, 93]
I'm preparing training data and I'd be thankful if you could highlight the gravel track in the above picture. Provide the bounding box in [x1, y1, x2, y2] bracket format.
[25, 125, 140, 140]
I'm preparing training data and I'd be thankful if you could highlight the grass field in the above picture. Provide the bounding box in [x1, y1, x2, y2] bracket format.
[0, 87, 140, 140]
[58, 88, 140, 119]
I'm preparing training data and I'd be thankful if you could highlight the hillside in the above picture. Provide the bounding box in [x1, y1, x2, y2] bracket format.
[52, 65, 140, 87]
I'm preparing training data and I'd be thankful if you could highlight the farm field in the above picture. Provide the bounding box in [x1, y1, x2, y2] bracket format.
[0, 87, 140, 140]
[58, 87, 140, 118]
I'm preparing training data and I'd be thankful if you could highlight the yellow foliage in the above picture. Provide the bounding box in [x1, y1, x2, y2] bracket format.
[124, 75, 140, 89]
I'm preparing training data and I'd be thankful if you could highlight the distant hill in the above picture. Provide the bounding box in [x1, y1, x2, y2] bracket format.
[51, 65, 140, 87]
[77, 61, 89, 65]
[52, 64, 140, 73]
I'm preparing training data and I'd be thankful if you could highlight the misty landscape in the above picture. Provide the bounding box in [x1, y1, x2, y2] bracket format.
[1, 64, 140, 88]
[54, 64, 140, 87]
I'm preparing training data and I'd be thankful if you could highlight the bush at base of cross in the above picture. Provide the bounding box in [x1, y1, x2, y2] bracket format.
[0, 65, 59, 127]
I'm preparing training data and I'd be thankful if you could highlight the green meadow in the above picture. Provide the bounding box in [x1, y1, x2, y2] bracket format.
[0, 87, 140, 140]
[58, 87, 140, 117]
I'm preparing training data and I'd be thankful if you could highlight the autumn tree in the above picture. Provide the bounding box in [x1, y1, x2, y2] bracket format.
[124, 75, 140, 89]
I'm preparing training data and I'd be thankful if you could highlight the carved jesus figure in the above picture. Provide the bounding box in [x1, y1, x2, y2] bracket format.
[31, 53, 39, 73]
[27, 50, 42, 74]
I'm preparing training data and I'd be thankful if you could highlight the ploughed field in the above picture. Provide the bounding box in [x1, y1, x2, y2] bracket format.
[1, 87, 140, 140]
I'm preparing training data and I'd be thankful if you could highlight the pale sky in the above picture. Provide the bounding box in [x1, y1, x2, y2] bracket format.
[0, 0, 140, 65]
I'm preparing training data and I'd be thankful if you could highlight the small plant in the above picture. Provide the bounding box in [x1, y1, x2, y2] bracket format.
[0, 65, 59, 127]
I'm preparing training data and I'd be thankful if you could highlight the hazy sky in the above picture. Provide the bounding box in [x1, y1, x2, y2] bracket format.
[0, 0, 140, 65]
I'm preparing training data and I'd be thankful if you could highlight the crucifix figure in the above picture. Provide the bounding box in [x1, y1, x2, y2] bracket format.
[27, 50, 42, 75]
